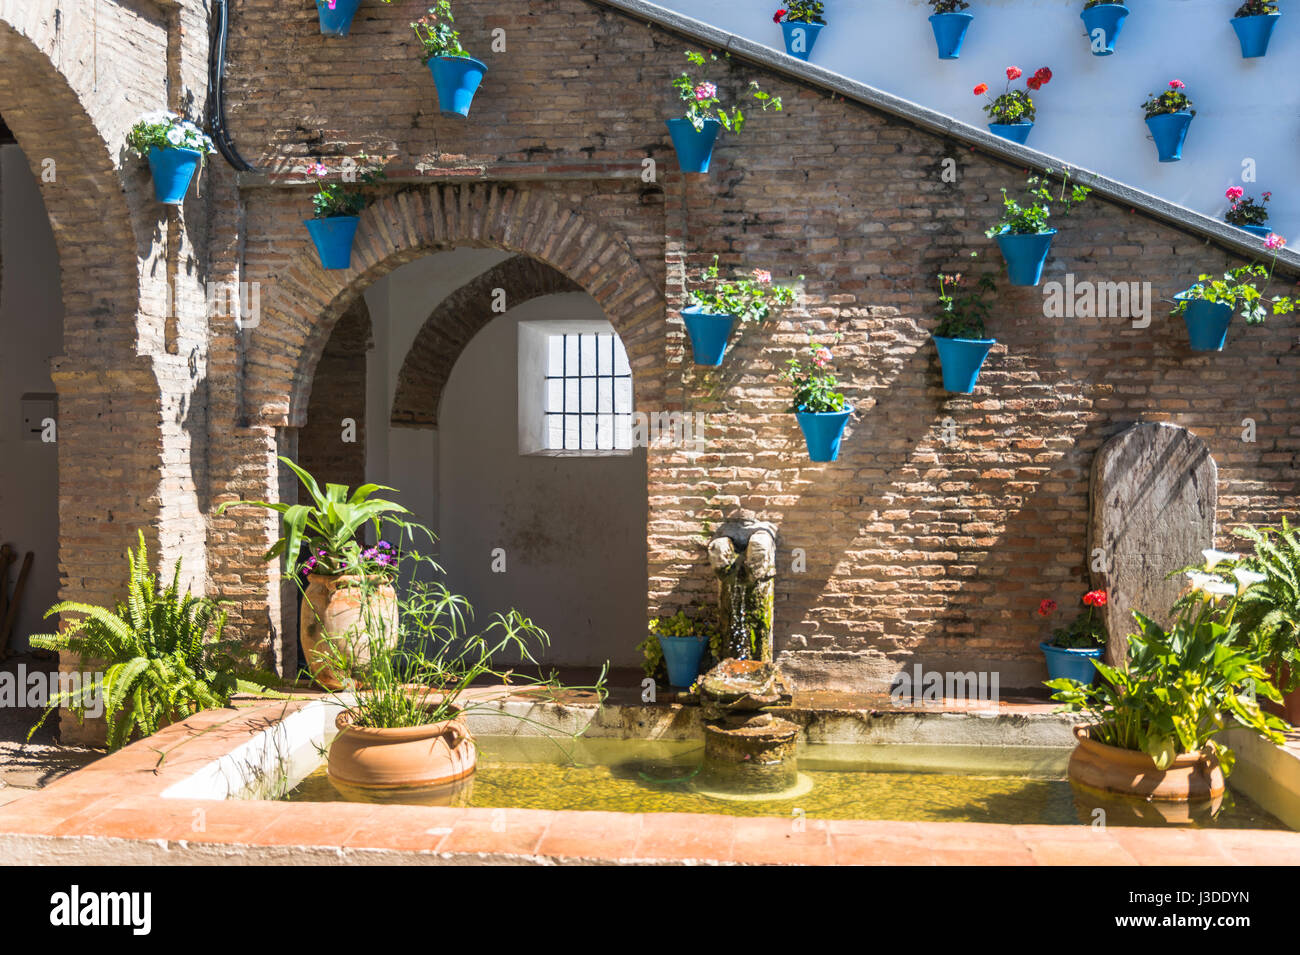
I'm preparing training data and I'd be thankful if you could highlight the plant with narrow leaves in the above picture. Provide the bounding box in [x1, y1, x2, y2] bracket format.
[28, 533, 272, 750]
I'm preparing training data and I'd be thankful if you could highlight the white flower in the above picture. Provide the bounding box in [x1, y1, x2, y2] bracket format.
[1186, 571, 1236, 600]
[165, 127, 184, 145]
[1201, 549, 1241, 569]
[1231, 567, 1267, 593]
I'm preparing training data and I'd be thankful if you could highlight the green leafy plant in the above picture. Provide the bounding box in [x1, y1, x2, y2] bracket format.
[1047, 557, 1289, 776]
[1039, 590, 1108, 650]
[411, 1, 469, 62]
[687, 256, 799, 323]
[672, 51, 782, 132]
[1084, 0, 1126, 7]
[773, 2, 825, 24]
[1142, 79, 1195, 119]
[640, 610, 721, 682]
[782, 335, 847, 413]
[928, 0, 970, 11]
[306, 156, 385, 219]
[934, 269, 996, 339]
[125, 111, 215, 161]
[986, 167, 1091, 237]
[973, 66, 1053, 125]
[1224, 187, 1271, 228]
[217, 456, 420, 578]
[28, 533, 271, 751]
[1218, 523, 1300, 694]
[1171, 257, 1295, 325]
[1235, 1, 1279, 16]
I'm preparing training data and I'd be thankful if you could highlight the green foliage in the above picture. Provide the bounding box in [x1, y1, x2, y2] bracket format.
[1047, 559, 1289, 776]
[125, 111, 215, 160]
[1171, 262, 1295, 325]
[1235, 1, 1279, 17]
[778, 2, 826, 24]
[217, 456, 421, 577]
[1141, 81, 1195, 119]
[307, 156, 386, 220]
[687, 256, 799, 323]
[986, 167, 1091, 237]
[782, 335, 846, 413]
[933, 269, 996, 339]
[1050, 601, 1107, 649]
[411, 1, 469, 62]
[928, 0, 970, 11]
[28, 533, 271, 751]
[1225, 521, 1300, 693]
[673, 51, 782, 133]
[641, 610, 720, 680]
[1083, 0, 1126, 7]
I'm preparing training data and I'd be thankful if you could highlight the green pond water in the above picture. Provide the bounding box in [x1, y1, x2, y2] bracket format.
[284, 737, 1289, 829]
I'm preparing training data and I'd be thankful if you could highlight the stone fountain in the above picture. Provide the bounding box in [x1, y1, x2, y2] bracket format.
[706, 519, 777, 661]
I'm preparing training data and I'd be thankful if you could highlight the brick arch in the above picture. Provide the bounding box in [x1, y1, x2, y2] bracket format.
[390, 255, 582, 428]
[243, 184, 666, 429]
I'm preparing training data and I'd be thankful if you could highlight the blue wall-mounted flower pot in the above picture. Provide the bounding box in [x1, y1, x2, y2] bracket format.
[317, 0, 363, 36]
[795, 407, 852, 462]
[681, 306, 736, 365]
[994, 228, 1056, 286]
[780, 20, 824, 60]
[929, 12, 974, 59]
[1080, 3, 1129, 55]
[1040, 642, 1102, 684]
[666, 118, 722, 173]
[658, 634, 707, 688]
[304, 215, 361, 270]
[1232, 222, 1272, 239]
[988, 121, 1033, 144]
[1146, 111, 1193, 162]
[1177, 296, 1234, 351]
[933, 336, 996, 394]
[147, 146, 203, 205]
[1232, 13, 1279, 58]
[429, 55, 488, 117]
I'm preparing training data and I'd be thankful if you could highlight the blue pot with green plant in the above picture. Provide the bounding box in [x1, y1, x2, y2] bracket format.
[668, 50, 782, 174]
[1172, 255, 1296, 351]
[932, 271, 997, 393]
[645, 612, 717, 688]
[777, 3, 826, 61]
[986, 167, 1090, 287]
[1231, 3, 1280, 58]
[975, 65, 1052, 146]
[303, 157, 384, 270]
[1224, 187, 1273, 239]
[1080, 1, 1129, 56]
[1142, 80, 1195, 162]
[413, 1, 487, 117]
[1037, 590, 1108, 685]
[125, 111, 216, 206]
[784, 338, 851, 461]
[928, 0, 974, 59]
[684, 256, 798, 365]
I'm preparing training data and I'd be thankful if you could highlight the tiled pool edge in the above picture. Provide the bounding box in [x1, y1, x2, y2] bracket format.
[1, 699, 1298, 866]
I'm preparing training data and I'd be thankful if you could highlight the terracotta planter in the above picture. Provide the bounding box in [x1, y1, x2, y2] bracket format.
[1264, 663, 1300, 727]
[1067, 725, 1224, 801]
[327, 708, 476, 792]
[300, 573, 398, 690]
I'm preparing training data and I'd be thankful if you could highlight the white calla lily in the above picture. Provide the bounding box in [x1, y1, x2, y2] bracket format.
[1201, 549, 1240, 569]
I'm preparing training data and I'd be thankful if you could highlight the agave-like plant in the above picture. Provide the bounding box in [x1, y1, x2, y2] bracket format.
[29, 532, 270, 751]
[1228, 519, 1300, 693]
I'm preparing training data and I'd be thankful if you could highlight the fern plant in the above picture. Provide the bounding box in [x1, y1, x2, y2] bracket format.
[1228, 519, 1300, 693]
[29, 532, 269, 751]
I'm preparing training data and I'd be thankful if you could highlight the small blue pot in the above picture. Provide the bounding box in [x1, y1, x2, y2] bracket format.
[1080, 3, 1129, 55]
[1177, 296, 1234, 352]
[1232, 13, 1279, 58]
[933, 336, 996, 394]
[1146, 111, 1193, 162]
[429, 55, 488, 117]
[780, 20, 824, 60]
[1040, 642, 1103, 684]
[658, 634, 707, 688]
[795, 407, 851, 462]
[988, 121, 1033, 145]
[994, 228, 1056, 287]
[681, 306, 736, 365]
[317, 0, 362, 36]
[147, 146, 203, 205]
[1232, 222, 1272, 239]
[666, 118, 722, 173]
[929, 12, 974, 59]
[304, 215, 361, 270]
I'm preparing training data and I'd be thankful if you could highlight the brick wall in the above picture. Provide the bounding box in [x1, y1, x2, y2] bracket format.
[199, 0, 1300, 687]
[298, 296, 371, 492]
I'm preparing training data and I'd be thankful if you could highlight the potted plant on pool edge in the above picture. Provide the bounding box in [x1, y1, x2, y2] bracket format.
[682, 256, 799, 365]
[773, 2, 826, 61]
[932, 270, 998, 393]
[927, 0, 974, 60]
[302, 157, 385, 271]
[1142, 80, 1196, 162]
[1224, 186, 1274, 238]
[1171, 238, 1294, 351]
[126, 111, 216, 205]
[1227, 520, 1300, 726]
[1231, 0, 1281, 58]
[973, 65, 1052, 144]
[315, 0, 392, 37]
[1037, 591, 1107, 685]
[1048, 556, 1289, 803]
[1080, 0, 1130, 56]
[986, 167, 1091, 287]
[668, 51, 782, 174]
[413, 1, 487, 117]
[643, 610, 722, 689]
[783, 336, 852, 462]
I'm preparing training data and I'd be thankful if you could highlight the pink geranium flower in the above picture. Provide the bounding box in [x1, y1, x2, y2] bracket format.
[753, 269, 772, 285]
[694, 82, 717, 101]
[1265, 233, 1287, 251]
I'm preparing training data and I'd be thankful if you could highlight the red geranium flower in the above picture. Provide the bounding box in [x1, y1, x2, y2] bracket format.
[973, 83, 989, 96]
[773, 8, 787, 22]
[1082, 589, 1108, 607]
[1034, 67, 1052, 84]
[1038, 599, 1057, 616]
[1026, 77, 1042, 91]
[1006, 66, 1022, 81]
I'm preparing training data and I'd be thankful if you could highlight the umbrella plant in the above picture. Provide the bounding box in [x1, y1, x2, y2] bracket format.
[666, 51, 782, 173]
[974, 65, 1052, 143]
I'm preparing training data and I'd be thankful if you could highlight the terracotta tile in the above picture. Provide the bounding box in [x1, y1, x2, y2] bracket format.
[732, 816, 833, 865]
[1107, 829, 1236, 866]
[537, 810, 643, 860]
[254, 801, 375, 847]
[440, 808, 552, 857]
[341, 805, 469, 851]
[633, 812, 736, 862]
[0, 792, 123, 836]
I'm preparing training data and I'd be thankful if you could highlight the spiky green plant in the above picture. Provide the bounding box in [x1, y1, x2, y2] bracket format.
[1228, 519, 1300, 693]
[28, 532, 270, 751]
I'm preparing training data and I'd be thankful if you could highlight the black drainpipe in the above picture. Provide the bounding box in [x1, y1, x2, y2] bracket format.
[206, 0, 255, 171]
